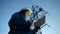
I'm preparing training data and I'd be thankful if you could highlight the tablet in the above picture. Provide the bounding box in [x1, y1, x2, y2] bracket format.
[34, 16, 45, 27]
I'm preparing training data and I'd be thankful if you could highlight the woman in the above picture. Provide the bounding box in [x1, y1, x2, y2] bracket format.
[8, 8, 37, 34]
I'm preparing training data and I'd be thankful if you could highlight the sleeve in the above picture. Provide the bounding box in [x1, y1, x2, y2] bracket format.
[15, 15, 31, 30]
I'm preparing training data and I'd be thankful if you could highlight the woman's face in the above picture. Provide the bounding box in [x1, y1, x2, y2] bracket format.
[25, 11, 30, 18]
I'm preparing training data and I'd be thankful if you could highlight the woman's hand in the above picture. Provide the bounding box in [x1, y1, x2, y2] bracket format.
[30, 19, 38, 25]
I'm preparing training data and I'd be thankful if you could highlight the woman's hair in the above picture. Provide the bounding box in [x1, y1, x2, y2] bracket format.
[19, 8, 32, 15]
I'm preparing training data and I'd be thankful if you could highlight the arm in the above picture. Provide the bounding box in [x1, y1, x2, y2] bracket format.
[8, 13, 31, 30]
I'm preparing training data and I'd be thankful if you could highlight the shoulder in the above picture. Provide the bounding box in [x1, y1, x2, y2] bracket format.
[12, 12, 25, 19]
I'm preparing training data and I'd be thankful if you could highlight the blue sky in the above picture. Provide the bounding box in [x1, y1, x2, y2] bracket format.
[0, 0, 60, 34]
